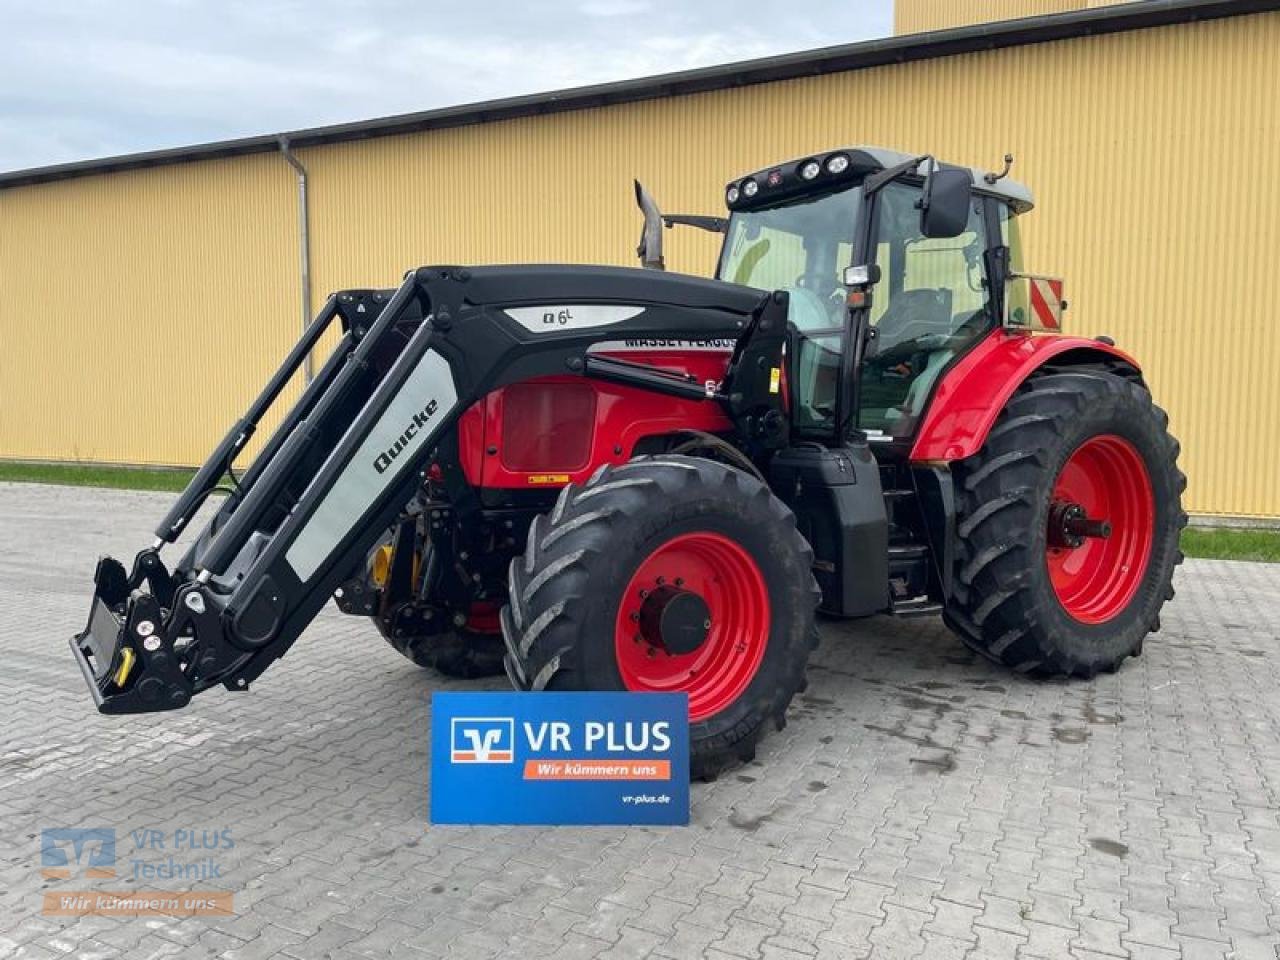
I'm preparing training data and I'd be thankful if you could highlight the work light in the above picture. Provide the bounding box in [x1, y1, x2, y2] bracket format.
[742, 179, 759, 198]
[800, 160, 821, 180]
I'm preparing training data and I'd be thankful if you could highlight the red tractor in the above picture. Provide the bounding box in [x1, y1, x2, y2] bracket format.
[72, 147, 1185, 777]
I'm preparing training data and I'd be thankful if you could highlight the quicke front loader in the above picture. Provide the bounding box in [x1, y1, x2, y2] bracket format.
[72, 146, 1185, 776]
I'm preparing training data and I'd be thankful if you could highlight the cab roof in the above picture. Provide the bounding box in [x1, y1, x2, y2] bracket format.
[726, 145, 1034, 215]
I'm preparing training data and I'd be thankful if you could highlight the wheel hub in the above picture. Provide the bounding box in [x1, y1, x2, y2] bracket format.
[1048, 501, 1113, 549]
[638, 585, 710, 656]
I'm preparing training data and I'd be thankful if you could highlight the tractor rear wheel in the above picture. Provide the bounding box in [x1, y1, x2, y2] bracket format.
[502, 455, 820, 778]
[944, 369, 1186, 677]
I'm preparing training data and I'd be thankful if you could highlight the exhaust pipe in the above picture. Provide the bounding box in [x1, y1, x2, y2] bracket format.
[634, 180, 664, 271]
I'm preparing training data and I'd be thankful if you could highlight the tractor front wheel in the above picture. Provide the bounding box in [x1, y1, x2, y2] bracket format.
[375, 617, 507, 679]
[945, 369, 1186, 677]
[502, 455, 820, 778]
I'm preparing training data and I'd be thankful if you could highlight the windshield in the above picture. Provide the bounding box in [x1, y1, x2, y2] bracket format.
[716, 185, 862, 314]
[717, 185, 863, 434]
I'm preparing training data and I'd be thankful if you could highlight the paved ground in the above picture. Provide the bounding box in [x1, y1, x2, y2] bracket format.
[1, 482, 1278, 960]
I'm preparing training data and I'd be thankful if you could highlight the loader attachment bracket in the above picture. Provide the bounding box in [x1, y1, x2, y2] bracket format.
[127, 546, 177, 608]
[71, 562, 194, 714]
[71, 554, 255, 714]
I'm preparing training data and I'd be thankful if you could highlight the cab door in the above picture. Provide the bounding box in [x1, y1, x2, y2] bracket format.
[859, 182, 996, 439]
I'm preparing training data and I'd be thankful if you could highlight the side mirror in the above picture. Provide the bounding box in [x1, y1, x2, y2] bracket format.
[920, 167, 973, 239]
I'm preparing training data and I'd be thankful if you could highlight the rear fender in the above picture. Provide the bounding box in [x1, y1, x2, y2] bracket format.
[909, 330, 1142, 463]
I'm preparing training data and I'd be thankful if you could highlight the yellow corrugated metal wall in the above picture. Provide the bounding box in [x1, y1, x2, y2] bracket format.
[0, 155, 300, 465]
[1, 10, 1277, 517]
[894, 0, 1132, 35]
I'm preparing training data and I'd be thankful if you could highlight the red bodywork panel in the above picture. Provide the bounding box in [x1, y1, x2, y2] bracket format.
[909, 329, 1140, 463]
[457, 330, 1139, 484]
[458, 346, 734, 488]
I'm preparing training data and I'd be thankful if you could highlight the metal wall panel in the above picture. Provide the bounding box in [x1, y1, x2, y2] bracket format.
[0, 153, 299, 466]
[1, 10, 1276, 516]
[895, 0, 1122, 35]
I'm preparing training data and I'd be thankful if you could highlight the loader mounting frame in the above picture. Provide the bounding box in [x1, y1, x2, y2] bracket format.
[72, 265, 785, 714]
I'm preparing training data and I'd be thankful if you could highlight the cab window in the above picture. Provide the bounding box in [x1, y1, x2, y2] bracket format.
[718, 185, 863, 431]
[860, 182, 994, 437]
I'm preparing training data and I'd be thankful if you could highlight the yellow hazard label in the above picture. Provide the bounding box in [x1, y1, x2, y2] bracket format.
[526, 474, 571, 485]
[769, 367, 781, 394]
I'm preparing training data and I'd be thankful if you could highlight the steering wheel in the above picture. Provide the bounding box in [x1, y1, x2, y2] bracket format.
[872, 301, 990, 367]
[872, 331, 965, 367]
[872, 286, 960, 356]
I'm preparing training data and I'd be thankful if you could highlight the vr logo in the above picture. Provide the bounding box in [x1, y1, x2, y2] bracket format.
[450, 718, 514, 763]
[41, 828, 117, 879]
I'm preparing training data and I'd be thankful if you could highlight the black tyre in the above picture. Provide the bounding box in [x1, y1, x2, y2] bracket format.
[375, 620, 507, 679]
[945, 369, 1186, 677]
[502, 455, 820, 778]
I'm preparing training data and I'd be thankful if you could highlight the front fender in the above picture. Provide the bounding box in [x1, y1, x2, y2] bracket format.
[909, 329, 1141, 463]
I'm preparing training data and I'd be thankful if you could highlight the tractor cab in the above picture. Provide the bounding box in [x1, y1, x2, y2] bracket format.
[715, 146, 1033, 446]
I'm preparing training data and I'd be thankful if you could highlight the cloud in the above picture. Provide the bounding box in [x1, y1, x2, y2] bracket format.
[0, 0, 893, 172]
[384, 27, 784, 102]
[579, 1, 651, 16]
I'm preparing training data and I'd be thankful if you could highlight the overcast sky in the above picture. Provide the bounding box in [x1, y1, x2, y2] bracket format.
[0, 0, 894, 173]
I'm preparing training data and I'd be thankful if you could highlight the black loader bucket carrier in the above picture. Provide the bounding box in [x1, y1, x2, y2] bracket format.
[71, 265, 784, 713]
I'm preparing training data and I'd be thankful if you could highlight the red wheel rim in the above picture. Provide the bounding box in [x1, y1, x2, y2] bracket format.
[614, 532, 770, 722]
[1046, 434, 1155, 624]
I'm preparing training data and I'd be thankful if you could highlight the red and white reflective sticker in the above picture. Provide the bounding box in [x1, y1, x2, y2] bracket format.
[1029, 277, 1064, 331]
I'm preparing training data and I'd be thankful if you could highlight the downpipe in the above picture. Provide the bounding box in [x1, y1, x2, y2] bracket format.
[278, 136, 314, 383]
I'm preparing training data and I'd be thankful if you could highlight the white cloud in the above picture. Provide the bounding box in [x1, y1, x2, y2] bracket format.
[0, 0, 893, 172]
[579, 1, 651, 16]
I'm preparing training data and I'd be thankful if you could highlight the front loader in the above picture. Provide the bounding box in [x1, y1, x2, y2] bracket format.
[72, 146, 1185, 776]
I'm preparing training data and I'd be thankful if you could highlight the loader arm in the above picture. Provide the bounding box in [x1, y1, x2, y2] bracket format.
[72, 264, 785, 714]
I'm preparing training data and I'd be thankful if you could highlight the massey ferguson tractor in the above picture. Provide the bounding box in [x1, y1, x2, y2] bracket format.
[71, 146, 1185, 776]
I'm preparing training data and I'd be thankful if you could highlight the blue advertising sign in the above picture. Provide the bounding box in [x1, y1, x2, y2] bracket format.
[430, 691, 688, 825]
